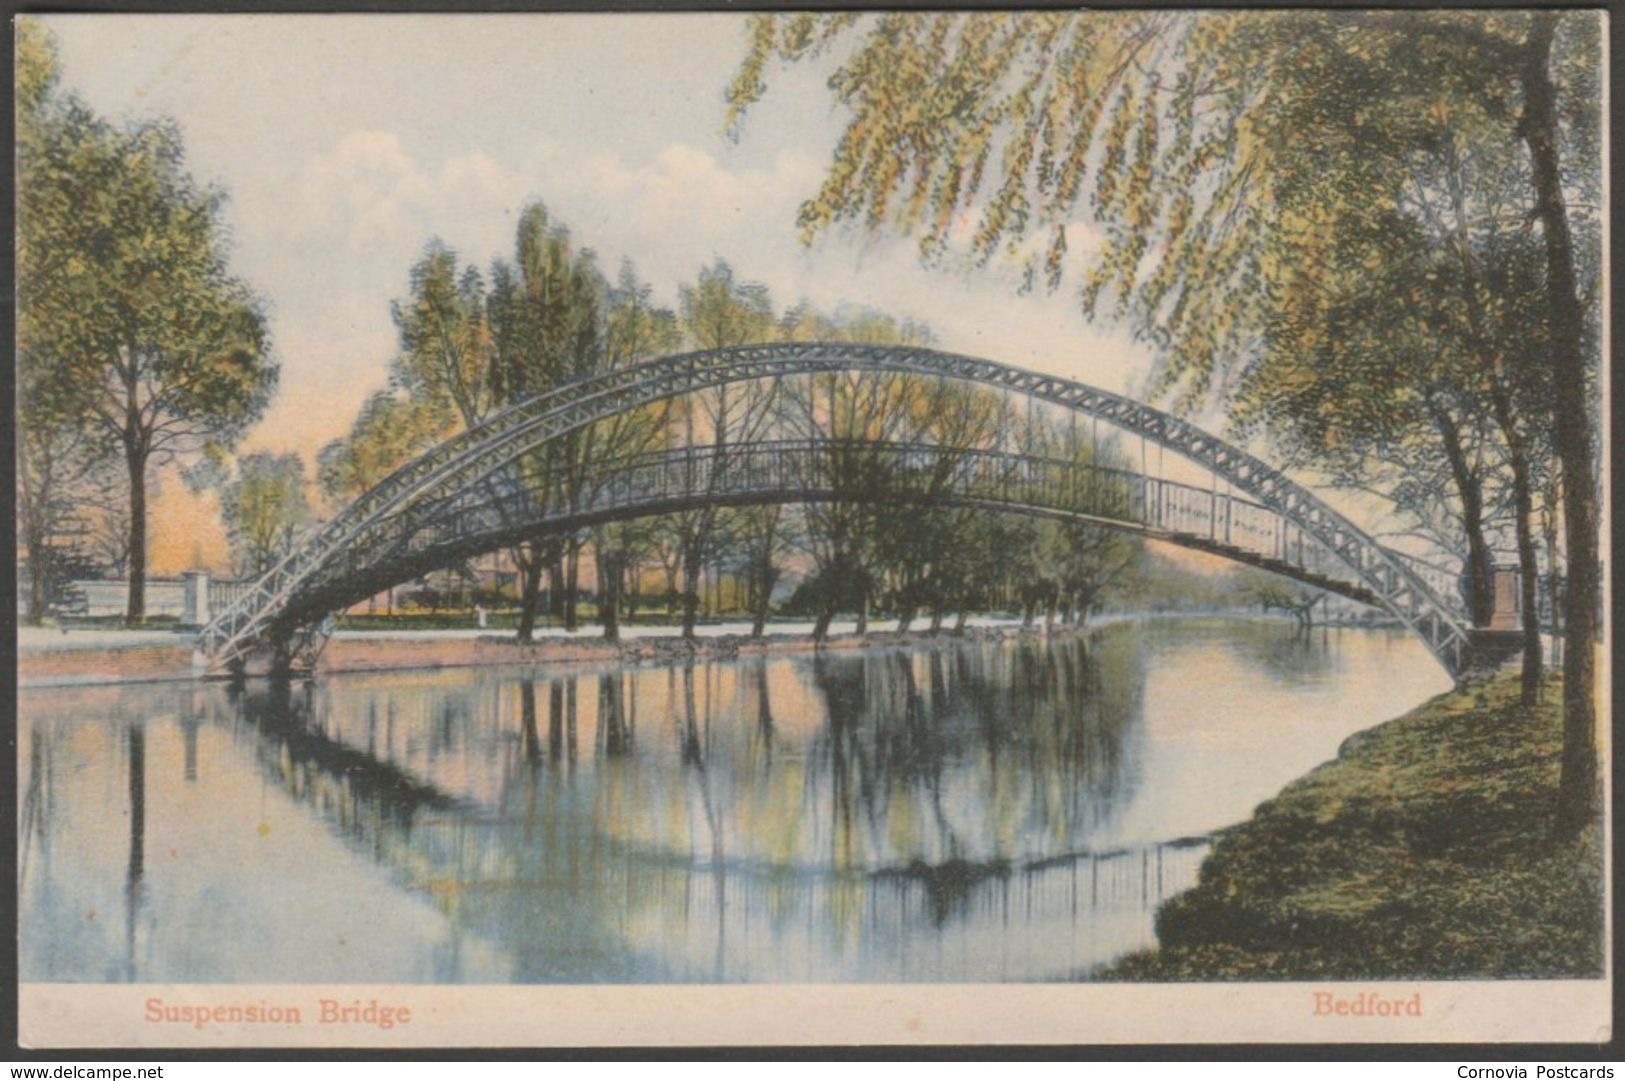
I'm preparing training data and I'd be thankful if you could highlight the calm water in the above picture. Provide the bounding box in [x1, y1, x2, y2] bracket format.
[18, 619, 1449, 983]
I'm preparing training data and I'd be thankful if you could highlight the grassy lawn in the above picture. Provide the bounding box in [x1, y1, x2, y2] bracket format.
[1105, 673, 1605, 981]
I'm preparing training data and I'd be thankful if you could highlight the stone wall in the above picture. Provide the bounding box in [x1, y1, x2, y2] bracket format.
[18, 643, 197, 686]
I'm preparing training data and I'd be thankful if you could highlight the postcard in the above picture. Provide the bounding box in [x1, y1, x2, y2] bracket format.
[14, 10, 1610, 1048]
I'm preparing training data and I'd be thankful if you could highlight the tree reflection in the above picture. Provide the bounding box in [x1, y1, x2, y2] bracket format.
[229, 680, 466, 844]
[123, 724, 144, 982]
[52, 633, 1171, 980]
[1215, 617, 1346, 683]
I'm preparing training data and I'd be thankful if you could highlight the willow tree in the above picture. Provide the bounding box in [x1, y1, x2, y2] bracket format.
[727, 9, 1603, 835]
[19, 18, 276, 623]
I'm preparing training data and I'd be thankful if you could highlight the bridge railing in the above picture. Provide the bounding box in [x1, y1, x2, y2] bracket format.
[306, 438, 1415, 619]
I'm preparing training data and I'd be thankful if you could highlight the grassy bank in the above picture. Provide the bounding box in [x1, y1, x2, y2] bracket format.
[1105, 673, 1605, 980]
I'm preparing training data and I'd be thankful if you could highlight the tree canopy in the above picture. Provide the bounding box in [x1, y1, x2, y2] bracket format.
[17, 17, 277, 621]
[726, 9, 1604, 833]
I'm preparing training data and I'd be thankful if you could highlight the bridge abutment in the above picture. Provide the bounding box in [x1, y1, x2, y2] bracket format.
[1462, 630, 1524, 678]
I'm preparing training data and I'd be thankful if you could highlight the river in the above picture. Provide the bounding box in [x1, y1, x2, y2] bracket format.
[18, 618, 1450, 984]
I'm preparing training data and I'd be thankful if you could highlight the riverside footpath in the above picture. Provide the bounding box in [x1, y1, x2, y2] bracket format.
[16, 617, 1032, 688]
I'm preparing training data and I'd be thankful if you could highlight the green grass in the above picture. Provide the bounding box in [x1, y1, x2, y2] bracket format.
[1104, 673, 1605, 981]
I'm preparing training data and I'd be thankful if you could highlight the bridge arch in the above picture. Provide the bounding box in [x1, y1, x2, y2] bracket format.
[198, 343, 1471, 674]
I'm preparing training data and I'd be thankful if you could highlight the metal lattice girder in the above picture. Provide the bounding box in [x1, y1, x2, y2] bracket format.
[246, 440, 1400, 639]
[197, 344, 1472, 675]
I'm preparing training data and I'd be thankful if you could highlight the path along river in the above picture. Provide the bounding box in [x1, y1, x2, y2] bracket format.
[18, 618, 1450, 983]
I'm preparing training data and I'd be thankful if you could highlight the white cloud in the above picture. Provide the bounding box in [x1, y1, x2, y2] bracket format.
[226, 126, 1154, 463]
[289, 129, 526, 257]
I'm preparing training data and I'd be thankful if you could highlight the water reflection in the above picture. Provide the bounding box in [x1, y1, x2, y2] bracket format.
[18, 620, 1450, 983]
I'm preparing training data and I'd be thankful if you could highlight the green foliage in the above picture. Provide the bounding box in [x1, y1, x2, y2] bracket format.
[487, 203, 607, 402]
[727, 11, 1597, 410]
[316, 391, 448, 505]
[218, 451, 313, 577]
[728, 12, 1605, 829]
[16, 17, 275, 621]
[680, 260, 775, 351]
[393, 242, 497, 428]
[20, 104, 275, 453]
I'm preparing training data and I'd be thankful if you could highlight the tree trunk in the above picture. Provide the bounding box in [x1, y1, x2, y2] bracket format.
[1506, 440, 1543, 705]
[516, 551, 543, 643]
[750, 560, 775, 638]
[680, 541, 702, 639]
[1522, 13, 1599, 837]
[749, 511, 779, 638]
[1430, 401, 1495, 626]
[812, 568, 838, 643]
[1543, 482, 1562, 671]
[854, 577, 869, 635]
[812, 598, 838, 640]
[953, 606, 969, 635]
[18, 437, 47, 625]
[1484, 378, 1544, 704]
[929, 599, 945, 634]
[22, 500, 46, 626]
[599, 548, 622, 642]
[546, 550, 565, 621]
[663, 560, 679, 617]
[563, 546, 580, 632]
[124, 448, 147, 626]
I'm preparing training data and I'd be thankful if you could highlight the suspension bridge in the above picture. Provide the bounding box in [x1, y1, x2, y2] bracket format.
[195, 343, 1494, 678]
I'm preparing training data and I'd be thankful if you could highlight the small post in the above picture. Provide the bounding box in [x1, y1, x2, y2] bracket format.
[1209, 472, 1218, 540]
[1225, 480, 1233, 545]
[182, 570, 210, 627]
[1488, 563, 1521, 631]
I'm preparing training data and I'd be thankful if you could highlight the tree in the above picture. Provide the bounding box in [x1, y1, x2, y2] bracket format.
[1233, 569, 1326, 628]
[728, 9, 1603, 834]
[670, 260, 780, 637]
[218, 451, 313, 578]
[393, 242, 496, 431]
[316, 390, 449, 509]
[486, 204, 610, 638]
[15, 21, 99, 623]
[19, 19, 276, 623]
[578, 262, 678, 640]
[1231, 213, 1505, 628]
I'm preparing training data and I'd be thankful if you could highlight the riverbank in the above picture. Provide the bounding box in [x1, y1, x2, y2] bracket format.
[1102, 672, 1606, 980]
[16, 618, 1052, 687]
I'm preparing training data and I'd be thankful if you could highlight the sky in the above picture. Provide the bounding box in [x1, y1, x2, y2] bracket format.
[40, 15, 1159, 449]
[39, 13, 1168, 572]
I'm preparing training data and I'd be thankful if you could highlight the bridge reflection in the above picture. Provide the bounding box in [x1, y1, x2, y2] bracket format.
[26, 620, 1442, 983]
[193, 633, 1204, 981]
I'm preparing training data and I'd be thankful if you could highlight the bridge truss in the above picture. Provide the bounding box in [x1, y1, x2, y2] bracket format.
[196, 344, 1473, 676]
